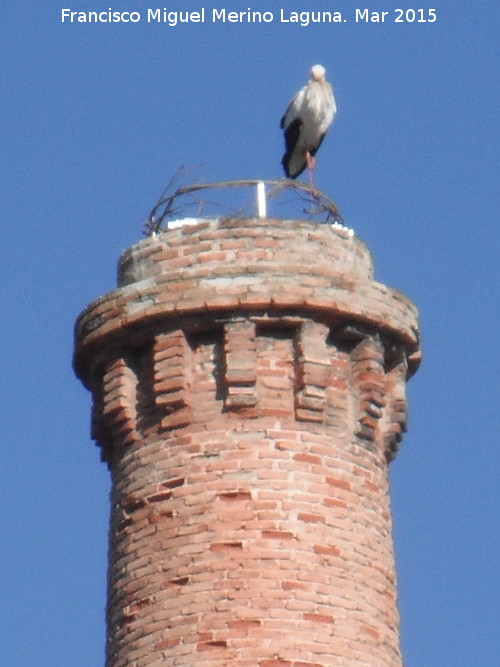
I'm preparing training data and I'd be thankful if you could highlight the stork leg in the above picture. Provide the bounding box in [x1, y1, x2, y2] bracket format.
[306, 151, 316, 187]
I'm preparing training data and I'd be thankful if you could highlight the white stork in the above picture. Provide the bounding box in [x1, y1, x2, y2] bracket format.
[280, 64, 336, 182]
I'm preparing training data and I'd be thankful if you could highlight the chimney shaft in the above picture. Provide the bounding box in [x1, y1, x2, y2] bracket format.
[74, 218, 420, 666]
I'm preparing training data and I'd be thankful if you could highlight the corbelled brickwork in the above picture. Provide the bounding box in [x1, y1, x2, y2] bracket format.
[73, 218, 420, 667]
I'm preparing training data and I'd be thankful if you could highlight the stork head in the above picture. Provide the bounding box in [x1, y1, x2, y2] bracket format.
[310, 64, 326, 82]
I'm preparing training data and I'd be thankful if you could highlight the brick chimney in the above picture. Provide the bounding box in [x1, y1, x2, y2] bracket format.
[73, 217, 420, 666]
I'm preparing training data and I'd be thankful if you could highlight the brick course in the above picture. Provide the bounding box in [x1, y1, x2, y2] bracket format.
[73, 218, 420, 666]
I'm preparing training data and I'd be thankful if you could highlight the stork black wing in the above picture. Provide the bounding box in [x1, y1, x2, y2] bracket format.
[281, 117, 304, 177]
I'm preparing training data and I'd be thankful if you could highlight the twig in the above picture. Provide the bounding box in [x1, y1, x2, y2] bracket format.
[144, 175, 343, 235]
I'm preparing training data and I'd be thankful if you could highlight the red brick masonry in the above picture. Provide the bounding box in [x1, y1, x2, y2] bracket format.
[73, 218, 421, 666]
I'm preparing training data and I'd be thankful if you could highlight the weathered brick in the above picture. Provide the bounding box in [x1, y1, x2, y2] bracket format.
[73, 217, 421, 667]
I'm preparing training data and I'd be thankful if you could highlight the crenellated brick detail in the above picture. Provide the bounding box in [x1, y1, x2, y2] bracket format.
[351, 333, 387, 447]
[223, 319, 258, 413]
[153, 330, 192, 430]
[324, 339, 351, 434]
[86, 321, 413, 461]
[90, 380, 107, 457]
[95, 357, 139, 462]
[382, 348, 409, 461]
[294, 320, 331, 422]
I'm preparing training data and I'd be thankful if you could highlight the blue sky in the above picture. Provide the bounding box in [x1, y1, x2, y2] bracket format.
[2, 1, 498, 665]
